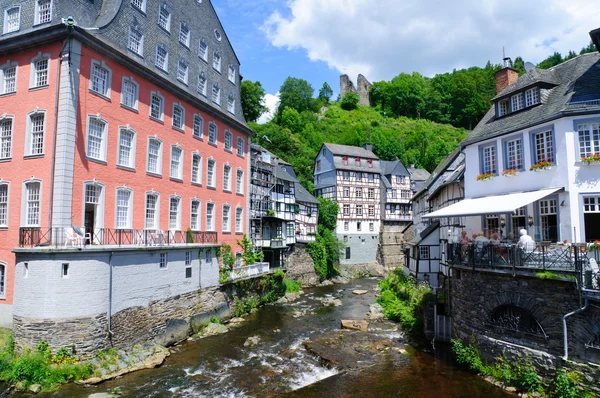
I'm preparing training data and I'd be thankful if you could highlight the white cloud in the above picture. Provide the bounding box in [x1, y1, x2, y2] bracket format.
[257, 92, 280, 124]
[262, 0, 600, 81]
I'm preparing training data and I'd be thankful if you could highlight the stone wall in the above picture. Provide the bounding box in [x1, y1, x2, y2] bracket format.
[339, 74, 373, 107]
[452, 266, 600, 391]
[377, 223, 406, 270]
[285, 244, 320, 287]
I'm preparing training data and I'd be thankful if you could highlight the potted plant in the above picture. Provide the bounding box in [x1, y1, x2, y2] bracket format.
[266, 209, 275, 217]
[501, 168, 519, 177]
[476, 172, 494, 181]
[581, 153, 600, 165]
[530, 160, 552, 171]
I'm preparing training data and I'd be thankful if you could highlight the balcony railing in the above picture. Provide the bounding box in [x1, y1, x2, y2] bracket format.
[19, 227, 218, 248]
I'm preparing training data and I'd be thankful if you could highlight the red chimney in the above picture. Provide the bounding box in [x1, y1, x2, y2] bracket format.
[495, 67, 519, 94]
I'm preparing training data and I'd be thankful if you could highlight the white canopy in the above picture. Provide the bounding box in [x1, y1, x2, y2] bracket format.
[423, 187, 562, 219]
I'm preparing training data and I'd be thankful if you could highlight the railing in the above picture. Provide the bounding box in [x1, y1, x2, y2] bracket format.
[19, 227, 218, 248]
[229, 262, 270, 281]
[567, 99, 600, 108]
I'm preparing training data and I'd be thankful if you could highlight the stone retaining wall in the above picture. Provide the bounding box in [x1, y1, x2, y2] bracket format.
[285, 244, 319, 287]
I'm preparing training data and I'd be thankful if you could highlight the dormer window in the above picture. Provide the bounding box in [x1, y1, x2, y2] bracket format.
[511, 93, 524, 112]
[497, 100, 508, 117]
[368, 159, 373, 168]
[355, 157, 360, 166]
[343, 156, 348, 166]
[525, 87, 540, 107]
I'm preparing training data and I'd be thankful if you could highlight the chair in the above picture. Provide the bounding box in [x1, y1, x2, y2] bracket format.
[590, 258, 600, 289]
[63, 226, 91, 247]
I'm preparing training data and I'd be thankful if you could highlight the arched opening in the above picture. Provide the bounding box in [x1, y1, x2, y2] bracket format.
[489, 304, 546, 337]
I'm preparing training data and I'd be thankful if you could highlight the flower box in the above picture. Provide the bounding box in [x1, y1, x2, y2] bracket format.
[476, 172, 495, 181]
[581, 154, 600, 165]
[501, 168, 519, 178]
[530, 160, 552, 172]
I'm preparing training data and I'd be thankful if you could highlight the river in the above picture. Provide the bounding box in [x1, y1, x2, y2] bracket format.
[44, 278, 508, 397]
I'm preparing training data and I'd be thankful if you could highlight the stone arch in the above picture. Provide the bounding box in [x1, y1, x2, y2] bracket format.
[489, 304, 546, 337]
[484, 291, 550, 337]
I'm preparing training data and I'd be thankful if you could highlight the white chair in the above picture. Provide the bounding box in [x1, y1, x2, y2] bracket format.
[63, 227, 82, 247]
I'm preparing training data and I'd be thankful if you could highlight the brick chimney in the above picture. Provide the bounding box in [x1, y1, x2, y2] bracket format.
[495, 67, 519, 94]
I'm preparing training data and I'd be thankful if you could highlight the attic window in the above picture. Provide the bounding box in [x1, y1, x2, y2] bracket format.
[511, 93, 524, 112]
[497, 100, 508, 117]
[355, 157, 360, 166]
[368, 159, 373, 168]
[343, 156, 348, 166]
[525, 87, 540, 107]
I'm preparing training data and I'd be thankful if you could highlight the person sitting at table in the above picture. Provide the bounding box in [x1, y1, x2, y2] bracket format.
[506, 232, 515, 244]
[459, 231, 470, 245]
[490, 233, 500, 245]
[517, 229, 535, 252]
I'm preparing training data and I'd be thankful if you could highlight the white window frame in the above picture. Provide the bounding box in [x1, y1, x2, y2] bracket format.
[190, 198, 201, 231]
[227, 93, 235, 114]
[0, 60, 17, 94]
[21, 179, 42, 227]
[0, 115, 13, 160]
[481, 144, 496, 175]
[197, 71, 207, 96]
[170, 145, 183, 180]
[146, 136, 163, 175]
[25, 109, 46, 157]
[155, 44, 168, 72]
[223, 164, 231, 192]
[86, 115, 108, 162]
[235, 207, 243, 233]
[343, 204, 350, 216]
[121, 76, 139, 110]
[130, 0, 146, 13]
[157, 3, 171, 32]
[578, 123, 600, 159]
[128, 26, 144, 56]
[193, 114, 204, 139]
[0, 182, 9, 228]
[115, 187, 133, 229]
[4, 6, 21, 34]
[224, 130, 232, 152]
[169, 195, 181, 231]
[511, 93, 524, 112]
[0, 261, 6, 298]
[505, 137, 523, 170]
[532, 129, 554, 164]
[213, 50, 221, 72]
[29, 52, 50, 89]
[144, 191, 160, 230]
[228, 64, 235, 84]
[34, 0, 52, 25]
[117, 127, 136, 169]
[206, 202, 215, 231]
[236, 169, 244, 194]
[89, 60, 112, 99]
[149, 91, 164, 121]
[222, 204, 231, 233]
[236, 137, 244, 157]
[207, 158, 216, 188]
[212, 83, 221, 105]
[525, 87, 540, 107]
[177, 59, 189, 85]
[191, 152, 202, 185]
[208, 121, 218, 146]
[497, 100, 508, 117]
[179, 22, 190, 47]
[172, 102, 185, 131]
[198, 40, 208, 62]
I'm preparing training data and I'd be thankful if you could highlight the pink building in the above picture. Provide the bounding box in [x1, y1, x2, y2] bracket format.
[0, 0, 252, 333]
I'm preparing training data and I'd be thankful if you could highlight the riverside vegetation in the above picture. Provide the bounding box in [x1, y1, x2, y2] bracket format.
[451, 339, 595, 397]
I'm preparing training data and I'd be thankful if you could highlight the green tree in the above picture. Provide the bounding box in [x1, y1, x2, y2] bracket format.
[317, 198, 339, 231]
[318, 82, 333, 104]
[580, 41, 597, 54]
[276, 77, 315, 120]
[340, 92, 359, 110]
[538, 52, 563, 69]
[240, 80, 268, 122]
[280, 107, 303, 134]
[512, 56, 526, 75]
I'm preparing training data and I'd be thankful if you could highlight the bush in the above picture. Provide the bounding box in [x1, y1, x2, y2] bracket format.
[282, 279, 300, 293]
[340, 92, 359, 110]
[451, 339, 486, 374]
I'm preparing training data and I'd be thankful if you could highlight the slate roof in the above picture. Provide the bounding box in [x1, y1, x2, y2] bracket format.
[414, 148, 462, 199]
[463, 52, 600, 147]
[407, 167, 430, 182]
[492, 68, 559, 100]
[380, 175, 392, 189]
[295, 183, 319, 204]
[428, 162, 465, 200]
[380, 159, 410, 177]
[409, 220, 440, 246]
[324, 143, 379, 159]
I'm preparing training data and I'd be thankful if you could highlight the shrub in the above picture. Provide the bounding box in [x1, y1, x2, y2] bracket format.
[282, 278, 300, 293]
[209, 315, 220, 324]
[451, 339, 486, 374]
[340, 92, 359, 110]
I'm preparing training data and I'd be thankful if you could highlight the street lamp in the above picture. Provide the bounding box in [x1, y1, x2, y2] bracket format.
[527, 216, 534, 226]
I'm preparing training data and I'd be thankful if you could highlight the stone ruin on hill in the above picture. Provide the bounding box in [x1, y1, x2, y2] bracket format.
[340, 74, 374, 107]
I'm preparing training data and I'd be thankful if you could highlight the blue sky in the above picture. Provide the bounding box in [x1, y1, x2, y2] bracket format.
[214, 0, 600, 121]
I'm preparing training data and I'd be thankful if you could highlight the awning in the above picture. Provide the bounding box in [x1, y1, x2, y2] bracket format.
[422, 187, 562, 219]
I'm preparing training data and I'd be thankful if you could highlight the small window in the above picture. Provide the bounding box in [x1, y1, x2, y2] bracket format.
[214, 29, 221, 41]
[197, 72, 207, 96]
[227, 93, 235, 114]
[177, 60, 188, 84]
[159, 252, 167, 269]
[193, 114, 204, 139]
[356, 188, 362, 198]
[511, 93, 524, 112]
[191, 153, 202, 185]
[145, 192, 159, 229]
[0, 183, 8, 227]
[206, 202, 215, 231]
[61, 263, 69, 278]
[368, 188, 374, 198]
[190, 199, 201, 230]
[343, 187, 349, 198]
[369, 222, 374, 232]
[0, 262, 5, 297]
[207, 158, 216, 188]
[199, 40, 208, 62]
[24, 181, 41, 226]
[185, 267, 192, 278]
[158, 4, 170, 32]
[368, 205, 375, 216]
[213, 50, 221, 72]
[343, 204, 350, 216]
[23, 262, 28, 278]
[505, 137, 523, 170]
[4, 7, 20, 33]
[228, 64, 235, 83]
[236, 137, 244, 157]
[117, 128, 135, 169]
[121, 77, 139, 110]
[368, 159, 373, 168]
[128, 26, 144, 56]
[236, 169, 244, 194]
[357, 222, 362, 231]
[481, 144, 496, 175]
[150, 91, 164, 121]
[170, 145, 183, 180]
[147, 137, 162, 175]
[172, 103, 185, 130]
[525, 87, 539, 107]
[155, 44, 168, 72]
[344, 221, 349, 231]
[27, 111, 45, 156]
[35, 0, 52, 25]
[368, 174, 374, 183]
[208, 122, 217, 145]
[115, 188, 132, 229]
[90, 61, 111, 98]
[356, 205, 363, 216]
[345, 247, 351, 260]
[86, 116, 107, 161]
[212, 83, 221, 105]
[31, 56, 49, 88]
[1, 63, 17, 94]
[0, 117, 13, 159]
[222, 205, 230, 232]
[355, 157, 360, 166]
[497, 100, 508, 117]
[224, 131, 232, 151]
[235, 207, 243, 233]
[343, 171, 349, 180]
[131, 0, 146, 13]
[223, 164, 231, 191]
[169, 196, 181, 230]
[179, 22, 190, 47]
[419, 246, 430, 260]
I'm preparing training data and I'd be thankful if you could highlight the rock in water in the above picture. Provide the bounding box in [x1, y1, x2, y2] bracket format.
[202, 322, 229, 336]
[341, 320, 369, 331]
[28, 384, 42, 393]
[243, 335, 261, 347]
[322, 297, 343, 307]
[352, 290, 368, 295]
